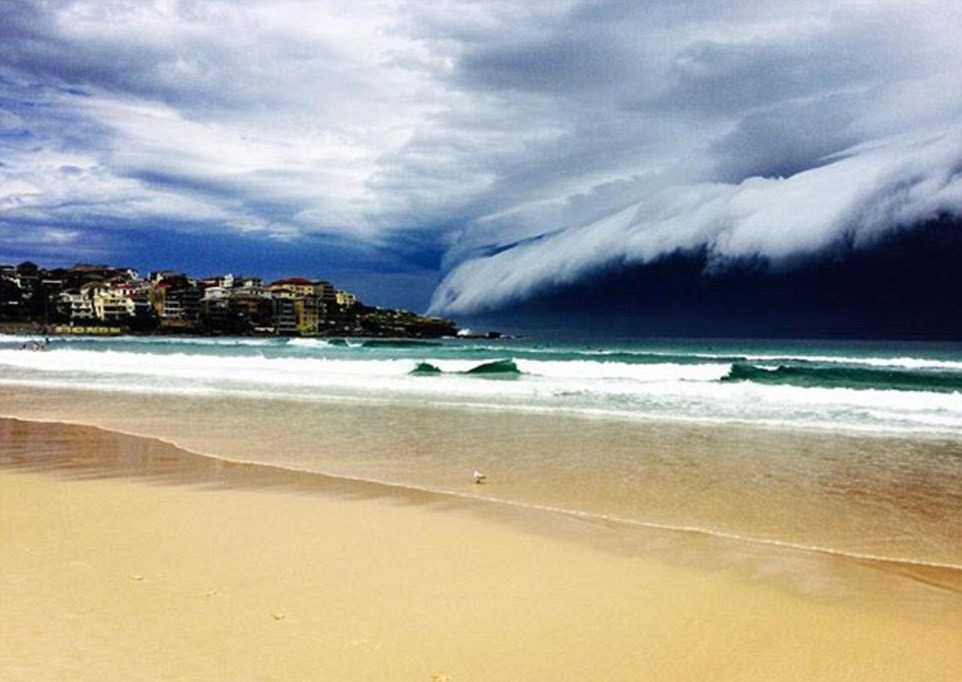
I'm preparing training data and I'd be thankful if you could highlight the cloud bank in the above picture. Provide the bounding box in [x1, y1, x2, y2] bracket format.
[423, 0, 962, 313]
[1, 0, 960, 312]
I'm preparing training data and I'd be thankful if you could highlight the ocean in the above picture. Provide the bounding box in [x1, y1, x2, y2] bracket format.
[1, 333, 961, 569]
[2, 334, 962, 434]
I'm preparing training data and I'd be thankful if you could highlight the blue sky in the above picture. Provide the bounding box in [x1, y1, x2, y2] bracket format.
[2, 0, 961, 314]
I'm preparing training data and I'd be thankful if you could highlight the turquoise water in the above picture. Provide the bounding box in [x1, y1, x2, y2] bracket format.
[2, 333, 961, 567]
[1, 334, 962, 434]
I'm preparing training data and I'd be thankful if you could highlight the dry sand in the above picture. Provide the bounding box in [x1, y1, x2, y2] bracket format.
[2, 418, 962, 681]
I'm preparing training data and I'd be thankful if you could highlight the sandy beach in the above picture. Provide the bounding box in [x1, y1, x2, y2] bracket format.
[2, 416, 962, 682]
[5, 0, 962, 677]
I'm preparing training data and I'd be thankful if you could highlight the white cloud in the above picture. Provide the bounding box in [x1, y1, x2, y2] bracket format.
[1, 0, 443, 240]
[430, 127, 962, 314]
[1, 0, 961, 310]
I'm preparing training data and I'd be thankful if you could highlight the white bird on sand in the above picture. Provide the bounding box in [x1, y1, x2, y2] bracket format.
[473, 470, 487, 484]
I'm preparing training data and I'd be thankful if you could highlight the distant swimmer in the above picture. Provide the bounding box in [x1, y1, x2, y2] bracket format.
[473, 470, 487, 484]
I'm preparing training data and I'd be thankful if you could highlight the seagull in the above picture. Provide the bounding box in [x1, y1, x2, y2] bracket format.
[472, 470, 487, 484]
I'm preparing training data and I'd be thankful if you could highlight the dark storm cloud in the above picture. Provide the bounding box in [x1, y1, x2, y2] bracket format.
[0, 1, 960, 313]
[420, 1, 962, 313]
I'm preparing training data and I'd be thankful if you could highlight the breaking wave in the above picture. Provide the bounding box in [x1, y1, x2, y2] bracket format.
[1, 336, 961, 434]
[723, 362, 962, 392]
[464, 358, 521, 376]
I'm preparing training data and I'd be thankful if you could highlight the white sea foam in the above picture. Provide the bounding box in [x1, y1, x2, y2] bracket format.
[0, 334, 48, 344]
[504, 344, 962, 371]
[421, 342, 962, 372]
[740, 353, 962, 371]
[1, 347, 961, 434]
[0, 349, 415, 379]
[515, 359, 731, 382]
[10, 334, 960, 371]
[41, 335, 280, 347]
[284, 338, 331, 348]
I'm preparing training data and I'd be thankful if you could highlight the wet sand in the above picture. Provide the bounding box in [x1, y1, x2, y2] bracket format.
[2, 417, 962, 681]
[3, 385, 961, 568]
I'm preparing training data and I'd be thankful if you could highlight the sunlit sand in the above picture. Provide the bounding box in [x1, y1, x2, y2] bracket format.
[2, 414, 961, 681]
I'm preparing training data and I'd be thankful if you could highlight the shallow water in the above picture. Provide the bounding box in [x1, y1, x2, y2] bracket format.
[3, 383, 960, 569]
[4, 416, 962, 682]
[3, 334, 960, 569]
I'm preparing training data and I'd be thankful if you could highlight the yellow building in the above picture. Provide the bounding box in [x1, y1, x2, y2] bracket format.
[269, 277, 317, 298]
[90, 286, 135, 322]
[293, 296, 324, 334]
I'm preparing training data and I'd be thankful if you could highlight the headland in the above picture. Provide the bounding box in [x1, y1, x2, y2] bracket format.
[1, 260, 458, 338]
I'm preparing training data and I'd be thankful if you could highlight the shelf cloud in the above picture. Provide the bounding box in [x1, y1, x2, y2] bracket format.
[1, 0, 960, 312]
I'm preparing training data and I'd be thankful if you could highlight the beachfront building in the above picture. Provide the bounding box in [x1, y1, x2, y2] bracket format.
[202, 273, 260, 289]
[228, 291, 273, 332]
[151, 275, 203, 326]
[123, 280, 154, 327]
[235, 276, 263, 289]
[3, 263, 39, 319]
[159, 296, 184, 320]
[149, 270, 183, 284]
[335, 290, 356, 307]
[233, 281, 270, 297]
[202, 286, 230, 301]
[267, 277, 334, 334]
[200, 273, 237, 290]
[96, 292, 136, 322]
[151, 282, 175, 319]
[316, 280, 338, 307]
[272, 297, 298, 335]
[82, 283, 136, 323]
[1, 260, 456, 338]
[59, 290, 96, 322]
[0, 272, 24, 318]
[293, 296, 324, 334]
[200, 295, 231, 332]
[269, 277, 317, 298]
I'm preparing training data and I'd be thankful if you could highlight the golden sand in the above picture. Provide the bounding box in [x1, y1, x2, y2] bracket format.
[2, 418, 961, 681]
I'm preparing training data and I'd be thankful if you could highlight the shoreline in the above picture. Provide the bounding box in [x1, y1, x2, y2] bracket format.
[3, 416, 962, 680]
[4, 413, 962, 578]
[7, 375, 962, 443]
[2, 382, 961, 568]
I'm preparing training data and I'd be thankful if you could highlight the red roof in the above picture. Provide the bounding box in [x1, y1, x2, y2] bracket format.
[270, 277, 314, 286]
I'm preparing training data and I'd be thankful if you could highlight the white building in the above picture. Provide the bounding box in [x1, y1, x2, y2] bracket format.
[92, 288, 135, 322]
[161, 298, 185, 320]
[203, 286, 230, 301]
[60, 291, 96, 321]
